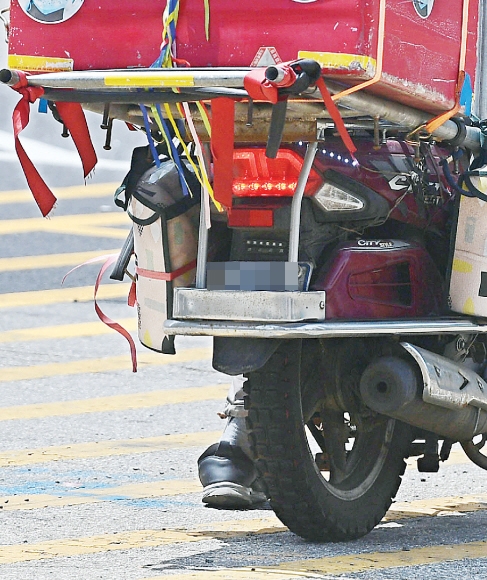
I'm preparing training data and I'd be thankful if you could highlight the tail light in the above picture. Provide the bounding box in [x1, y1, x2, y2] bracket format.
[232, 148, 322, 197]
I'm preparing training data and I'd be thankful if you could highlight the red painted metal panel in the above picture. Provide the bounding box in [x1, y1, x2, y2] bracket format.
[7, 0, 479, 113]
[8, 0, 166, 70]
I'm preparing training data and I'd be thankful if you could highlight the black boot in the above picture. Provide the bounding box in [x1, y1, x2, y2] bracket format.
[198, 416, 267, 508]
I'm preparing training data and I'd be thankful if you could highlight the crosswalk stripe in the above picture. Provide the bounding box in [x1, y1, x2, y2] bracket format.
[0, 212, 128, 235]
[0, 212, 129, 239]
[0, 283, 131, 308]
[0, 182, 119, 205]
[0, 430, 221, 467]
[0, 383, 228, 421]
[0, 249, 121, 272]
[0, 318, 137, 343]
[1, 513, 487, 566]
[0, 479, 203, 511]
[140, 540, 487, 580]
[0, 480, 204, 512]
[0, 347, 211, 383]
[0, 517, 286, 565]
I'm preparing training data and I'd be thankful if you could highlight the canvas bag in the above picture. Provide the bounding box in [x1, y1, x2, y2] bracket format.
[129, 159, 200, 353]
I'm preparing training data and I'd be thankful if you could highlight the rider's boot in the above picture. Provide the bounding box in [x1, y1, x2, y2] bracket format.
[197, 377, 267, 508]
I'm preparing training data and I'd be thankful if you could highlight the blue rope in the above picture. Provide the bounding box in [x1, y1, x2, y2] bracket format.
[139, 105, 161, 167]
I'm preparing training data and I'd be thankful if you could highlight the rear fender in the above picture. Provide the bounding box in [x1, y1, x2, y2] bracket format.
[212, 337, 282, 375]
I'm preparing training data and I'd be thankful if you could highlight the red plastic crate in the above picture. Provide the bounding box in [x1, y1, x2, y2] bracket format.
[7, 0, 479, 114]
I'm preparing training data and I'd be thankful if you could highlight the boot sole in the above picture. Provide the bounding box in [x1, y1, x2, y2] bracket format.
[202, 482, 267, 509]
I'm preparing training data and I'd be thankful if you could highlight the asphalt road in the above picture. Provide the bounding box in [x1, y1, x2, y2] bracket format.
[0, 15, 487, 580]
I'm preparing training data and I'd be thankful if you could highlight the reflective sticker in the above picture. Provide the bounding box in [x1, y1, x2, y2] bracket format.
[18, 0, 85, 24]
[7, 54, 74, 72]
[413, 0, 435, 19]
[250, 47, 282, 68]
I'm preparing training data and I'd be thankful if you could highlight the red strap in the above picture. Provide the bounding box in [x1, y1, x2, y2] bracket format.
[128, 280, 137, 307]
[210, 98, 235, 209]
[315, 77, 357, 158]
[9, 71, 97, 216]
[11, 73, 56, 217]
[55, 101, 97, 178]
[136, 259, 197, 281]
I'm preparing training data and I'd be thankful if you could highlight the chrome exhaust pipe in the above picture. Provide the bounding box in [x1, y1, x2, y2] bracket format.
[359, 348, 487, 441]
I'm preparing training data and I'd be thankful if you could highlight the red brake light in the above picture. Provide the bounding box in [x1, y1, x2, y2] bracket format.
[232, 148, 322, 197]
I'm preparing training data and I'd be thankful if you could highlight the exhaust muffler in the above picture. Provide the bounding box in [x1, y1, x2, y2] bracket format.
[359, 343, 487, 441]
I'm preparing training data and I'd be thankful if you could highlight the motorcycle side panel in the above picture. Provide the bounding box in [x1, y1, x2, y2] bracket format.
[312, 240, 445, 320]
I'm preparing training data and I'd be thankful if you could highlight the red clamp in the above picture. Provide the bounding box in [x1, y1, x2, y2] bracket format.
[244, 63, 297, 103]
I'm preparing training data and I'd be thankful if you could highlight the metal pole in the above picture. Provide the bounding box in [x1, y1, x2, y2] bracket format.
[195, 196, 209, 289]
[326, 80, 481, 152]
[288, 141, 318, 263]
[0, 67, 251, 90]
[475, 0, 487, 120]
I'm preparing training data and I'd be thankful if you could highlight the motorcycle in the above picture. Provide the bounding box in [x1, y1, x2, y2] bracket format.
[3, 0, 487, 543]
[112, 91, 487, 541]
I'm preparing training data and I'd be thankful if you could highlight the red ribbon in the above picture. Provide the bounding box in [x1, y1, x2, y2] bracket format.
[10, 70, 97, 217]
[63, 253, 138, 373]
[94, 255, 138, 373]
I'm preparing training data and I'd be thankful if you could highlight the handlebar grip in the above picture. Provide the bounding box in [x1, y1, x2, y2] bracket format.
[110, 229, 134, 281]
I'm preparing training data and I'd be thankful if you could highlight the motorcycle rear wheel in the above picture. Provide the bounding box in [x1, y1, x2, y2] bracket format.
[245, 339, 411, 542]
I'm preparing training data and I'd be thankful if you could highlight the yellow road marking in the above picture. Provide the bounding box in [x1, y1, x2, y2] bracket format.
[0, 212, 129, 239]
[0, 430, 221, 467]
[0, 283, 131, 308]
[0, 479, 204, 511]
[0, 212, 128, 235]
[0, 318, 137, 343]
[0, 182, 119, 205]
[0, 249, 121, 272]
[0, 347, 211, 383]
[2, 515, 487, 568]
[140, 539, 487, 579]
[0, 528, 227, 565]
[0, 383, 228, 421]
[389, 494, 487, 519]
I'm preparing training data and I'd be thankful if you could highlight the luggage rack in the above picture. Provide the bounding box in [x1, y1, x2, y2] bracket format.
[0, 64, 479, 147]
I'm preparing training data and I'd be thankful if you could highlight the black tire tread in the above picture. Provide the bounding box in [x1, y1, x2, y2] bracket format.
[245, 340, 410, 542]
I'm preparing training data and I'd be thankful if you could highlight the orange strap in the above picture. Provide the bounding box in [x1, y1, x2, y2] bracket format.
[332, 0, 386, 102]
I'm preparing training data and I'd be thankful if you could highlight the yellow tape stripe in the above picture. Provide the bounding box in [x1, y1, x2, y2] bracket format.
[0, 430, 221, 467]
[0, 347, 211, 383]
[104, 73, 195, 88]
[0, 383, 228, 421]
[297, 51, 376, 73]
[7, 54, 74, 72]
